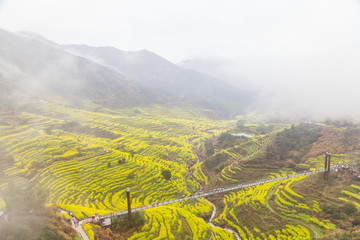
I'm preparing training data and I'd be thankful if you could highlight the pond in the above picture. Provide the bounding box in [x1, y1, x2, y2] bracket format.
[231, 133, 253, 138]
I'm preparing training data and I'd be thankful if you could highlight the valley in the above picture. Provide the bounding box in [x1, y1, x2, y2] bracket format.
[0, 28, 360, 240]
[2, 99, 360, 240]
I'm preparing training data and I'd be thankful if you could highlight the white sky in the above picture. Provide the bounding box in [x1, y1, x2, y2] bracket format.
[0, 0, 358, 62]
[1, 0, 360, 118]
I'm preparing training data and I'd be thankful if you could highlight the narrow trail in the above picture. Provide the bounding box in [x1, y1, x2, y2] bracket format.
[207, 200, 241, 240]
[189, 138, 200, 165]
[59, 209, 89, 240]
[189, 140, 202, 191]
[28, 169, 44, 183]
[189, 140, 240, 240]
[193, 151, 200, 165]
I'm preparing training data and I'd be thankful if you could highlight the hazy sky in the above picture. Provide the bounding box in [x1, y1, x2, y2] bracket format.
[0, 0, 358, 61]
[1, 0, 360, 119]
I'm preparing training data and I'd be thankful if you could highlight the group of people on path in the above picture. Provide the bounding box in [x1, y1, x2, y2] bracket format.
[68, 210, 79, 227]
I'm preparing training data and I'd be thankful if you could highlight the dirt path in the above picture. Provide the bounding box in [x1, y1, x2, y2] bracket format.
[189, 140, 240, 240]
[207, 200, 241, 240]
[189, 139, 203, 190]
[28, 169, 45, 183]
[189, 138, 200, 165]
[59, 209, 90, 240]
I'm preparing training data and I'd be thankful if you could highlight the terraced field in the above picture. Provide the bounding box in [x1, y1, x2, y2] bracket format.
[128, 200, 234, 240]
[1, 101, 227, 198]
[213, 173, 336, 239]
[0, 100, 236, 238]
[3, 101, 360, 239]
[339, 184, 360, 209]
[219, 134, 273, 183]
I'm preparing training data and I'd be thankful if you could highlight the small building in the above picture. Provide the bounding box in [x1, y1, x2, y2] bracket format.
[101, 218, 111, 226]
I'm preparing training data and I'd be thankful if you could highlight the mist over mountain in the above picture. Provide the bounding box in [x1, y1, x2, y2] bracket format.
[178, 58, 232, 82]
[0, 28, 254, 118]
[179, 55, 360, 122]
[0, 29, 174, 110]
[62, 44, 254, 116]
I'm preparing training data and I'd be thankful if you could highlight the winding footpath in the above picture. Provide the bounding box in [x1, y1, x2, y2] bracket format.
[80, 168, 327, 225]
[59, 209, 89, 240]
[207, 200, 241, 240]
[189, 140, 239, 239]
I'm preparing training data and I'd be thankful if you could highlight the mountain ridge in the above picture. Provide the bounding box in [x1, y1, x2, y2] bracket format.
[0, 28, 172, 110]
[0, 28, 253, 118]
[62, 44, 254, 116]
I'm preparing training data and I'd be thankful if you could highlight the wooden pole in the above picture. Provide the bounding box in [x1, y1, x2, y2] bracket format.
[324, 153, 328, 179]
[327, 153, 331, 177]
[127, 187, 132, 222]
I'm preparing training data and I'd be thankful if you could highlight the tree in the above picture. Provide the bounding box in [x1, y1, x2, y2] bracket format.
[236, 120, 245, 128]
[214, 162, 225, 173]
[127, 172, 135, 179]
[0, 185, 73, 240]
[161, 169, 172, 180]
[3, 184, 48, 216]
[77, 147, 82, 156]
[343, 202, 357, 216]
[118, 157, 126, 165]
[204, 139, 214, 157]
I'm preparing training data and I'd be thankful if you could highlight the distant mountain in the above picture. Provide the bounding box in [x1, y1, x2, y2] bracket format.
[0, 29, 170, 110]
[62, 45, 254, 116]
[0, 29, 253, 118]
[178, 58, 226, 78]
[178, 58, 253, 91]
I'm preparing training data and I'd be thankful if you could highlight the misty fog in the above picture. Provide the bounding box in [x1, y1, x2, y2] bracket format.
[2, 1, 360, 239]
[0, 0, 360, 120]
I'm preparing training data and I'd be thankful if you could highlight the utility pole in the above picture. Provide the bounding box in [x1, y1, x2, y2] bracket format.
[327, 152, 331, 176]
[127, 187, 132, 222]
[324, 152, 328, 179]
[324, 152, 331, 180]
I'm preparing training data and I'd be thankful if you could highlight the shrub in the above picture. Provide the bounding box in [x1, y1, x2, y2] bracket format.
[127, 172, 135, 179]
[204, 139, 214, 157]
[343, 202, 357, 216]
[161, 169, 172, 180]
[204, 153, 227, 169]
[214, 162, 225, 173]
[353, 214, 360, 226]
[111, 211, 145, 232]
[38, 226, 67, 240]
